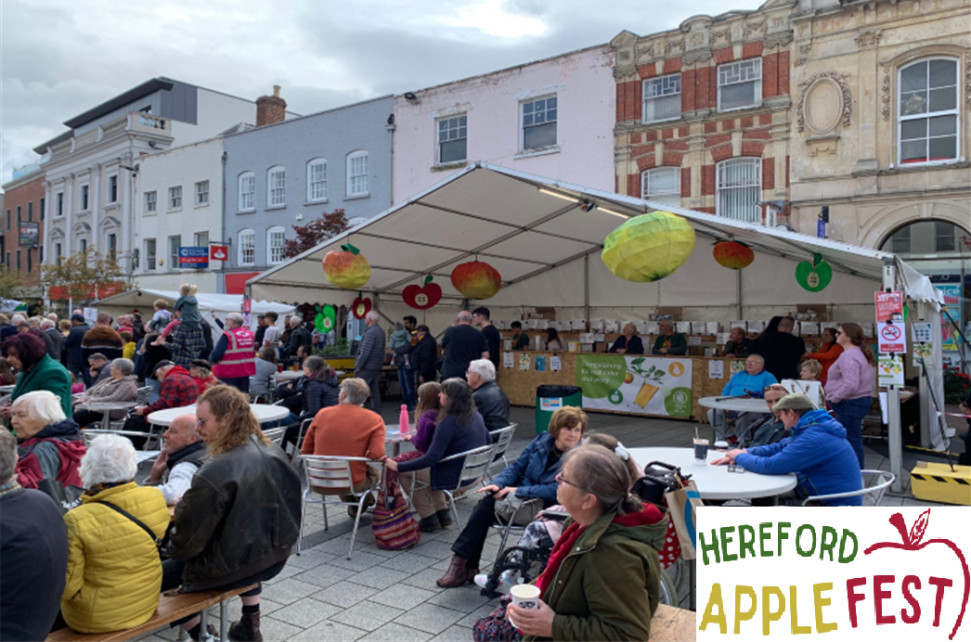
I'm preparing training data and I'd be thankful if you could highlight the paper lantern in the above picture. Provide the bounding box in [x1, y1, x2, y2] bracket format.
[322, 243, 370, 290]
[601, 211, 696, 282]
[451, 261, 501, 300]
[713, 240, 754, 269]
[795, 253, 832, 292]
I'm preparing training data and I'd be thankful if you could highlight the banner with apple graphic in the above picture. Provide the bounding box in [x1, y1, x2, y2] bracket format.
[696, 506, 969, 641]
[576, 355, 692, 417]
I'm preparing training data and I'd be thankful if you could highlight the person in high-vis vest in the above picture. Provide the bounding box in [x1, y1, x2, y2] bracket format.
[210, 313, 256, 394]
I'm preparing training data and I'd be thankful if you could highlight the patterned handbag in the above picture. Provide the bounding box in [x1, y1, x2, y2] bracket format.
[372, 471, 421, 550]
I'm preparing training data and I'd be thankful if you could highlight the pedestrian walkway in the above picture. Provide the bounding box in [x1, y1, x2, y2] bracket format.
[136, 402, 944, 641]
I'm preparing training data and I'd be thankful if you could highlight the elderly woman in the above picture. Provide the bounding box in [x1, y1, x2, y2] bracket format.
[60, 435, 169, 633]
[506, 444, 667, 641]
[249, 346, 279, 401]
[437, 406, 587, 588]
[11, 390, 86, 491]
[72, 358, 139, 428]
[384, 378, 491, 533]
[162, 385, 302, 641]
[2, 331, 73, 418]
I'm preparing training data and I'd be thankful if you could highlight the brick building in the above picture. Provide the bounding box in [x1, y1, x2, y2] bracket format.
[1, 167, 46, 294]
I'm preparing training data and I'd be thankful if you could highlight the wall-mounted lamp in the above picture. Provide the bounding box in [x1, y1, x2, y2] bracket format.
[403, 92, 419, 102]
[120, 164, 139, 173]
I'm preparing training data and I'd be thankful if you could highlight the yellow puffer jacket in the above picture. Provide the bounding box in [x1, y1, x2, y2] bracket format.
[61, 482, 170, 633]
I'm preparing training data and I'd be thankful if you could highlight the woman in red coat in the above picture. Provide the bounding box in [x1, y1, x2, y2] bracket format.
[805, 327, 843, 385]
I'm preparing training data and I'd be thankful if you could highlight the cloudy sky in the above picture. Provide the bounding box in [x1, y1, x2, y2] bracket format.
[1, 0, 765, 183]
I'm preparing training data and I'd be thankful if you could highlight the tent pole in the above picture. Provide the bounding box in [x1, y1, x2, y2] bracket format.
[584, 255, 590, 323]
[882, 259, 904, 494]
[736, 268, 743, 319]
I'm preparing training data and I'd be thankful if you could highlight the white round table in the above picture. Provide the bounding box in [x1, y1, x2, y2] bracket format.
[384, 424, 414, 457]
[629, 446, 797, 501]
[272, 371, 303, 383]
[698, 395, 773, 414]
[147, 403, 290, 427]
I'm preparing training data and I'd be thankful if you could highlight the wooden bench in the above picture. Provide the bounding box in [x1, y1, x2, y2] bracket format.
[47, 583, 257, 642]
[650, 604, 696, 641]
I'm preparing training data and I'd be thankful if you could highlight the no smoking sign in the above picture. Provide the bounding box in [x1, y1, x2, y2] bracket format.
[877, 322, 906, 354]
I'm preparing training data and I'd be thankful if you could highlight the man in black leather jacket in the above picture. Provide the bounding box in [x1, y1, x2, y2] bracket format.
[162, 386, 301, 642]
[466, 358, 510, 432]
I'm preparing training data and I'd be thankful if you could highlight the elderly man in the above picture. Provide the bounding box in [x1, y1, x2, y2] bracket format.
[472, 307, 501, 370]
[144, 413, 207, 505]
[441, 310, 489, 380]
[723, 326, 751, 358]
[123, 361, 199, 445]
[210, 312, 256, 394]
[284, 316, 312, 362]
[608, 322, 644, 354]
[466, 358, 510, 432]
[708, 354, 778, 441]
[355, 310, 386, 412]
[300, 378, 386, 514]
[652, 320, 687, 355]
[713, 393, 863, 505]
[0, 427, 68, 641]
[40, 318, 64, 361]
[87, 352, 112, 386]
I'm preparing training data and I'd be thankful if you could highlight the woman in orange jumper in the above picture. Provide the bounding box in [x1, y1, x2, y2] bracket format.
[805, 327, 843, 385]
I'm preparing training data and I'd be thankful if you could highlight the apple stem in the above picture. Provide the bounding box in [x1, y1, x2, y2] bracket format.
[888, 512, 911, 546]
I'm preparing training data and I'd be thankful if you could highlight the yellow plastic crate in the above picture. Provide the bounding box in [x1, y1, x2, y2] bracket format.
[910, 461, 971, 506]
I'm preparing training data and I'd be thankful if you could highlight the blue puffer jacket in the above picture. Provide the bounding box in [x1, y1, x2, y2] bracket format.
[493, 431, 562, 505]
[735, 408, 863, 505]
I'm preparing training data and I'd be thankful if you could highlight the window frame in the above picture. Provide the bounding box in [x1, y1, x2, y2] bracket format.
[80, 184, 90, 211]
[56, 192, 64, 217]
[168, 235, 181, 270]
[168, 185, 183, 211]
[717, 58, 762, 112]
[896, 57, 960, 166]
[306, 158, 328, 203]
[267, 226, 286, 265]
[642, 74, 682, 124]
[716, 157, 762, 223]
[238, 229, 256, 266]
[346, 151, 369, 198]
[144, 239, 156, 271]
[520, 95, 558, 153]
[267, 166, 286, 208]
[641, 167, 682, 207]
[238, 172, 256, 212]
[195, 180, 210, 206]
[144, 190, 157, 213]
[108, 175, 118, 203]
[437, 114, 468, 164]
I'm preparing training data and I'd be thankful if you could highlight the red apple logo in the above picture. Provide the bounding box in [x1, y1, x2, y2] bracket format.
[712, 240, 754, 269]
[864, 509, 968, 640]
[451, 260, 501, 300]
[403, 276, 442, 310]
[322, 243, 370, 290]
[352, 296, 371, 319]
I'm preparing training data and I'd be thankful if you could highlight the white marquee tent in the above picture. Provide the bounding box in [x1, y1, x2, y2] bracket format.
[94, 288, 295, 331]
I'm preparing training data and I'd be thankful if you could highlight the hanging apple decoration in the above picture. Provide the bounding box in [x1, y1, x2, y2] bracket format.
[314, 304, 337, 333]
[795, 253, 832, 292]
[713, 240, 754, 269]
[601, 211, 696, 282]
[322, 243, 370, 290]
[403, 276, 442, 310]
[352, 295, 371, 319]
[451, 260, 502, 300]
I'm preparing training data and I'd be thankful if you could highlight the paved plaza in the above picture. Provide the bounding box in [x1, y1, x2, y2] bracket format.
[135, 402, 954, 641]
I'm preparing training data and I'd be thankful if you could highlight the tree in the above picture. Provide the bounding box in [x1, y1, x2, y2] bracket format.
[41, 249, 126, 305]
[0, 266, 24, 301]
[282, 209, 350, 259]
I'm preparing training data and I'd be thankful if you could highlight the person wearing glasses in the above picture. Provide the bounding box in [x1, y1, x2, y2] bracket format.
[707, 354, 777, 442]
[712, 393, 863, 505]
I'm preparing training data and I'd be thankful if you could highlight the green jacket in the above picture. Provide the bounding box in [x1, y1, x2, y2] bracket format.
[652, 332, 687, 355]
[530, 506, 668, 642]
[12, 354, 73, 416]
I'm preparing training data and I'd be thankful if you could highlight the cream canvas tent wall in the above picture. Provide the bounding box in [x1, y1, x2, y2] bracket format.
[247, 163, 944, 491]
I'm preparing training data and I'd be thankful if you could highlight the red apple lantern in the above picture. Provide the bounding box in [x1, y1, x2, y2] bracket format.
[403, 276, 442, 310]
[451, 261, 501, 300]
[352, 295, 372, 319]
[712, 240, 754, 269]
[322, 243, 370, 290]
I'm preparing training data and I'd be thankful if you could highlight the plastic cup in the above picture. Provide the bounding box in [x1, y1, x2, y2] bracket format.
[510, 584, 541, 610]
[714, 440, 729, 451]
[693, 438, 709, 463]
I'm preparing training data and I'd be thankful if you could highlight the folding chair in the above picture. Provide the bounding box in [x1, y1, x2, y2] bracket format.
[802, 470, 895, 506]
[299, 455, 384, 559]
[436, 443, 497, 527]
[486, 424, 517, 480]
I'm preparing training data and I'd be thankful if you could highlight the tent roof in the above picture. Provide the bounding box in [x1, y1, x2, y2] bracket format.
[248, 163, 938, 307]
[95, 288, 295, 315]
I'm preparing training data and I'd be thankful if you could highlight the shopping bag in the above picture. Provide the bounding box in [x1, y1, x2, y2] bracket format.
[372, 473, 421, 550]
[664, 475, 703, 560]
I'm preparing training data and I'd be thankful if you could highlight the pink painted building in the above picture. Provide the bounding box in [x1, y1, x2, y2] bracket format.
[392, 45, 616, 204]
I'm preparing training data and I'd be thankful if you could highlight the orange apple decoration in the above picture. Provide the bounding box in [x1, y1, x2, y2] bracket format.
[712, 240, 754, 269]
[451, 260, 501, 300]
[322, 243, 370, 289]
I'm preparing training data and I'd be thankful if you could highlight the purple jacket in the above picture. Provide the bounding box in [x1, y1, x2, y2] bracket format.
[825, 348, 874, 403]
[411, 409, 438, 454]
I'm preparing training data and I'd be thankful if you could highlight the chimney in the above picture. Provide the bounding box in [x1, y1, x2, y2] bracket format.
[256, 85, 287, 127]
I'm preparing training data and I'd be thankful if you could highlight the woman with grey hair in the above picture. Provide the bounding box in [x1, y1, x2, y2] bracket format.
[73, 358, 139, 428]
[11, 390, 86, 491]
[60, 434, 169, 633]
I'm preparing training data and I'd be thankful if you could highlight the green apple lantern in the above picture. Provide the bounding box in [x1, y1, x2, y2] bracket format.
[451, 261, 502, 300]
[795, 253, 832, 292]
[322, 243, 370, 290]
[601, 211, 696, 282]
[712, 240, 754, 269]
[314, 304, 337, 333]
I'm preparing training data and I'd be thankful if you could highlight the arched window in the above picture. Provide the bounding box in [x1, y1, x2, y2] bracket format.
[267, 226, 286, 264]
[716, 158, 761, 222]
[898, 58, 959, 165]
[880, 219, 967, 256]
[641, 167, 681, 207]
[238, 229, 256, 266]
[267, 166, 286, 207]
[238, 172, 255, 211]
[307, 158, 327, 202]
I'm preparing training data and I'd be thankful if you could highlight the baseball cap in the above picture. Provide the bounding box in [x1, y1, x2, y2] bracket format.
[152, 360, 175, 377]
[771, 393, 817, 413]
[71, 313, 86, 323]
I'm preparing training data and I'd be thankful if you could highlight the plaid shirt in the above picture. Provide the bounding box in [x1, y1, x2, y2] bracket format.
[146, 367, 199, 414]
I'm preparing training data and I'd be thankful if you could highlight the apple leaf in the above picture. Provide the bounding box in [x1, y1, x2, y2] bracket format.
[909, 508, 930, 546]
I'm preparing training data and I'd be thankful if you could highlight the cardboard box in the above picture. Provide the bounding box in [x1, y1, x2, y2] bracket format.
[910, 461, 971, 505]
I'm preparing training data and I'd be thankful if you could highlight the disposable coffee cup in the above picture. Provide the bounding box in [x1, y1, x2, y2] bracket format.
[693, 438, 709, 463]
[714, 440, 729, 451]
[510, 584, 541, 610]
